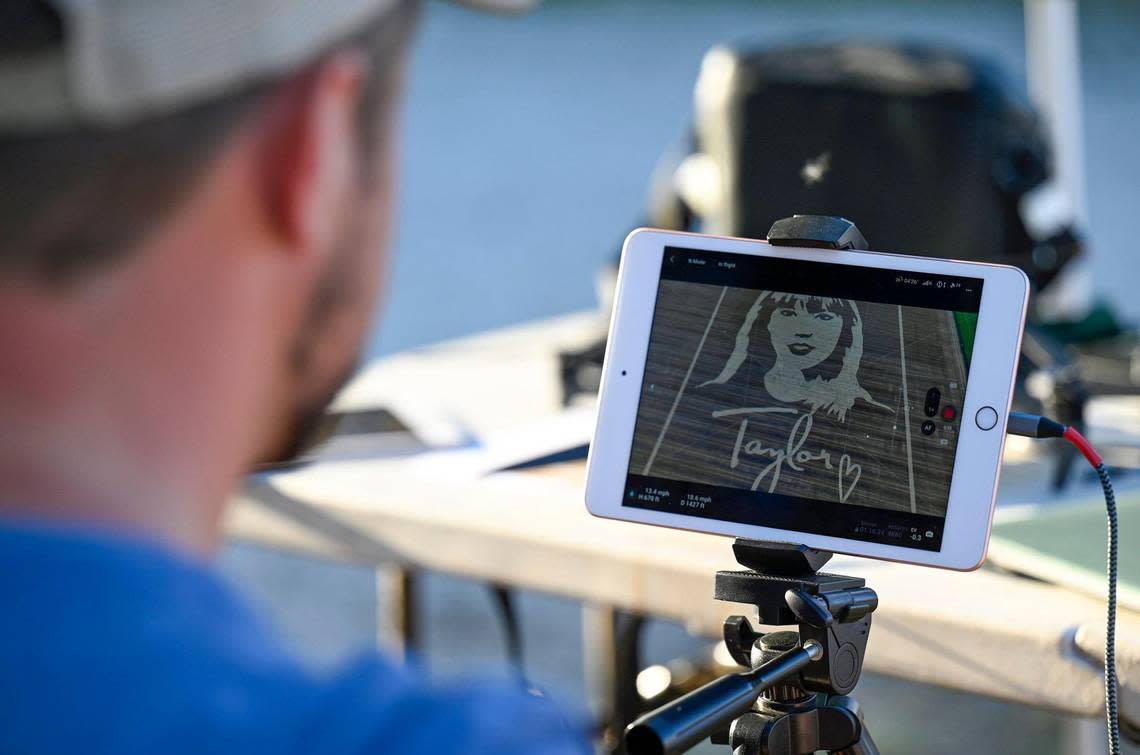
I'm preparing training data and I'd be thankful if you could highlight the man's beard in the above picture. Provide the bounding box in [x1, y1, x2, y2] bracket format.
[260, 360, 360, 466]
[255, 210, 372, 468]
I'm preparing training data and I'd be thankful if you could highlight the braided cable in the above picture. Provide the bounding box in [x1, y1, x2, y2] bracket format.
[1095, 462, 1120, 755]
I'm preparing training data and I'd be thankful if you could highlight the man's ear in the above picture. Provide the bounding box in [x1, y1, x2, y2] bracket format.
[257, 50, 369, 260]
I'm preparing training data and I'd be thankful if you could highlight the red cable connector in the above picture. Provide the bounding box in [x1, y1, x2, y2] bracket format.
[1063, 425, 1104, 468]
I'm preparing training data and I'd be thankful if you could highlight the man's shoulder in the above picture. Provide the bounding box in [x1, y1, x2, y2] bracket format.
[303, 656, 589, 754]
[0, 521, 305, 749]
[0, 521, 588, 754]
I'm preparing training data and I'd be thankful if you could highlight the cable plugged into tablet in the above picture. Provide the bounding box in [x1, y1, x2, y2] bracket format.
[1007, 412, 1120, 755]
[1006, 411, 1067, 440]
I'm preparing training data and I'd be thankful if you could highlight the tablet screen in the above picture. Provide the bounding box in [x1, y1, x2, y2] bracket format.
[625, 247, 984, 551]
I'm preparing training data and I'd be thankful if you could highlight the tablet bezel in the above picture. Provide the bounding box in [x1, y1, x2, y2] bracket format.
[585, 228, 1029, 570]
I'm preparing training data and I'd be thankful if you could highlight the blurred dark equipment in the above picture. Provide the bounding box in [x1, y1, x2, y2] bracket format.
[561, 40, 1140, 486]
[653, 43, 1070, 284]
[560, 338, 607, 406]
[625, 540, 879, 755]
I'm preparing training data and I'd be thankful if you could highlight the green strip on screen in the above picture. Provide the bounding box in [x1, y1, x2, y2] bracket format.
[954, 311, 979, 365]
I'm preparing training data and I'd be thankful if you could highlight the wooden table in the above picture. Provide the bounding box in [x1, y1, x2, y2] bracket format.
[226, 311, 1140, 737]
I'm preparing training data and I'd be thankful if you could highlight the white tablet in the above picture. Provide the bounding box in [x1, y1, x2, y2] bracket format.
[585, 229, 1029, 570]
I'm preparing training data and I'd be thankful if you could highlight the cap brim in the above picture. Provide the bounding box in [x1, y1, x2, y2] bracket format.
[447, 0, 540, 14]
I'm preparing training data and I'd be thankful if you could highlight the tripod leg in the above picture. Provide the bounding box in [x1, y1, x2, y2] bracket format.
[832, 724, 879, 755]
[821, 696, 879, 755]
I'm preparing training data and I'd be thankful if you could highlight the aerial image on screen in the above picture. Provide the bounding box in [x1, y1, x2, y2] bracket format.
[624, 248, 983, 551]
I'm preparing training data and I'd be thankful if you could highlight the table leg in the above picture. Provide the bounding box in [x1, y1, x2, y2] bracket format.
[376, 565, 419, 660]
[489, 585, 524, 669]
[582, 603, 618, 725]
[582, 603, 646, 753]
[1066, 716, 1106, 755]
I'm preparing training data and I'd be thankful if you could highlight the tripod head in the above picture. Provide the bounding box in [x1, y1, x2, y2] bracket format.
[719, 540, 877, 695]
[625, 539, 879, 755]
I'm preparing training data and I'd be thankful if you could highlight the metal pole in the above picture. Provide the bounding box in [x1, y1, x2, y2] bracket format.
[1025, 0, 1087, 225]
[1024, 0, 1093, 319]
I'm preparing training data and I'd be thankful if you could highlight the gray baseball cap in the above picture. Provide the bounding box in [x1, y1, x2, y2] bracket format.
[0, 0, 537, 132]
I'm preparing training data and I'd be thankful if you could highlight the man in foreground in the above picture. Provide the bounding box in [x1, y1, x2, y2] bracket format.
[0, 0, 588, 751]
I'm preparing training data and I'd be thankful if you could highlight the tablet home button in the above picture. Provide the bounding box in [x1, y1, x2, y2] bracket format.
[975, 406, 999, 431]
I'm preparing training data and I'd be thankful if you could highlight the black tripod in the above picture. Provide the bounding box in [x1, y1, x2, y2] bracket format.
[625, 539, 880, 755]
[624, 218, 885, 754]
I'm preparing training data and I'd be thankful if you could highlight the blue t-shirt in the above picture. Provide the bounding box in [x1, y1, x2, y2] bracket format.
[0, 521, 590, 754]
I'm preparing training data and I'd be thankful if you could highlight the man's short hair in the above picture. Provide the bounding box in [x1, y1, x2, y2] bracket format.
[0, 0, 418, 287]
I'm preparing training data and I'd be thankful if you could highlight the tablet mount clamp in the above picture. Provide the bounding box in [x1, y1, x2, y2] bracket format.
[624, 216, 882, 755]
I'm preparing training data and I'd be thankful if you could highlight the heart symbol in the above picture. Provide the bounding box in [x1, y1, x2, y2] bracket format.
[838, 454, 861, 503]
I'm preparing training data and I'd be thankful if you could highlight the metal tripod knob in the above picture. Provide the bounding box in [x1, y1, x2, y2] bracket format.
[755, 632, 813, 704]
